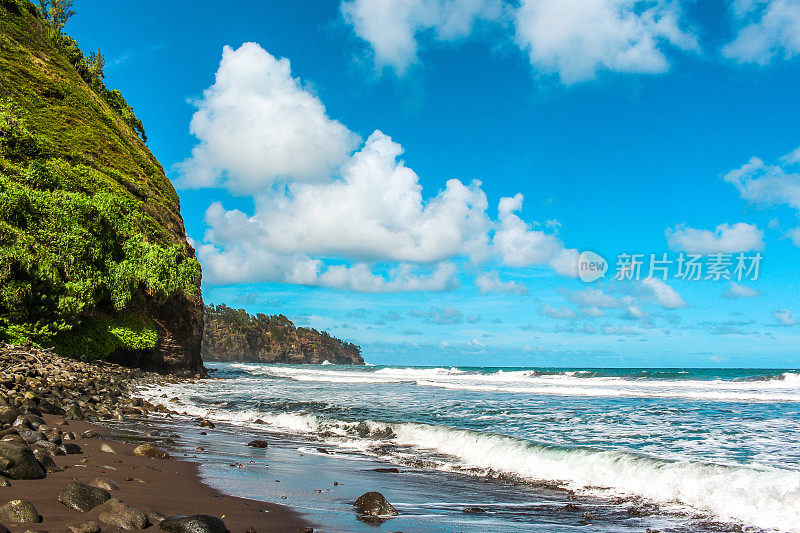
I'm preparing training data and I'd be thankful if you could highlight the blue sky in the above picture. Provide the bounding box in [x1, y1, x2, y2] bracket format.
[67, 0, 800, 367]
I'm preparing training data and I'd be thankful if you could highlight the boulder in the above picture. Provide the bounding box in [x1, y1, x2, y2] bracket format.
[14, 415, 46, 430]
[65, 404, 86, 421]
[158, 515, 228, 533]
[58, 443, 82, 455]
[0, 407, 19, 426]
[67, 521, 101, 533]
[353, 492, 398, 517]
[17, 429, 46, 445]
[37, 400, 65, 416]
[132, 444, 169, 459]
[0, 444, 46, 479]
[95, 498, 148, 530]
[99, 443, 116, 454]
[0, 500, 42, 523]
[246, 440, 268, 448]
[58, 481, 111, 512]
[31, 449, 58, 472]
[146, 508, 166, 525]
[90, 477, 120, 491]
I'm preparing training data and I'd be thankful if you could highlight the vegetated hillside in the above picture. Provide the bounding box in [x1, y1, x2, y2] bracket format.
[0, 0, 203, 372]
[202, 304, 364, 365]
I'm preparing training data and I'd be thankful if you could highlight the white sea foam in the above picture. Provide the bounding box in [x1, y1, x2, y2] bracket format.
[226, 364, 800, 402]
[135, 380, 800, 531]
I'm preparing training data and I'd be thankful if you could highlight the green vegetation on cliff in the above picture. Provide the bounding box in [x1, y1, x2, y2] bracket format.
[0, 0, 202, 364]
[202, 304, 364, 365]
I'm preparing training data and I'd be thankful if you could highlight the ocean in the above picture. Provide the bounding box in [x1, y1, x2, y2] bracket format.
[135, 364, 800, 532]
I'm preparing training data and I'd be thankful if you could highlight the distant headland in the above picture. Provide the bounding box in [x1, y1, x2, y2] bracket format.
[201, 304, 364, 365]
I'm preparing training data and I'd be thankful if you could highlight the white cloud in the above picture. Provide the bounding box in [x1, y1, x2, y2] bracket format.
[177, 43, 360, 193]
[665, 223, 765, 254]
[494, 193, 579, 276]
[538, 304, 576, 319]
[723, 0, 800, 64]
[475, 271, 528, 294]
[560, 287, 620, 308]
[224, 131, 492, 263]
[641, 277, 687, 309]
[412, 305, 464, 324]
[722, 282, 762, 299]
[724, 146, 800, 247]
[514, 0, 697, 83]
[341, 0, 504, 74]
[601, 323, 638, 335]
[771, 308, 798, 326]
[197, 241, 458, 292]
[787, 227, 800, 246]
[724, 149, 800, 210]
[620, 304, 648, 320]
[186, 43, 578, 291]
[341, 0, 698, 84]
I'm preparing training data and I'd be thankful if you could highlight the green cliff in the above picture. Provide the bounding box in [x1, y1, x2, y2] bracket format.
[0, 0, 204, 372]
[202, 304, 364, 365]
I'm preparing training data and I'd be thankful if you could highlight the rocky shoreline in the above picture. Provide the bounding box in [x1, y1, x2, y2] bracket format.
[0, 344, 310, 532]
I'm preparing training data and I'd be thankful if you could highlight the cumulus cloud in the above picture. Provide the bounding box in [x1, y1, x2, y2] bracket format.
[341, 0, 504, 74]
[494, 193, 579, 275]
[341, 0, 698, 83]
[177, 43, 359, 193]
[184, 43, 577, 291]
[641, 277, 687, 309]
[665, 223, 765, 254]
[513, 0, 697, 83]
[723, 0, 800, 64]
[475, 271, 528, 294]
[722, 282, 762, 299]
[770, 309, 798, 326]
[724, 146, 800, 246]
[198, 241, 458, 292]
[211, 131, 492, 263]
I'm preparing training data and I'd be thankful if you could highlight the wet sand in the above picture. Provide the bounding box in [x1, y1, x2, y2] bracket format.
[3, 415, 310, 533]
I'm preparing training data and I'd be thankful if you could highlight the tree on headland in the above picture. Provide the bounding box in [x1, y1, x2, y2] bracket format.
[86, 49, 105, 80]
[37, 0, 75, 37]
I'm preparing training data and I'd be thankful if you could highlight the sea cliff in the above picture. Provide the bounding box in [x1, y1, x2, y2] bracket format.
[0, 0, 203, 373]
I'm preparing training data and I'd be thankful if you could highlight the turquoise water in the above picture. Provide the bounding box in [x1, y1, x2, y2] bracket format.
[137, 364, 800, 531]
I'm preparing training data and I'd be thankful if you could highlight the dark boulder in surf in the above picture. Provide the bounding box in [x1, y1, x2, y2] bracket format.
[354, 492, 398, 517]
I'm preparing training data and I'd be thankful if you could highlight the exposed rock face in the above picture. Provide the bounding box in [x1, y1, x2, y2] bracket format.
[107, 293, 204, 374]
[202, 304, 363, 365]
